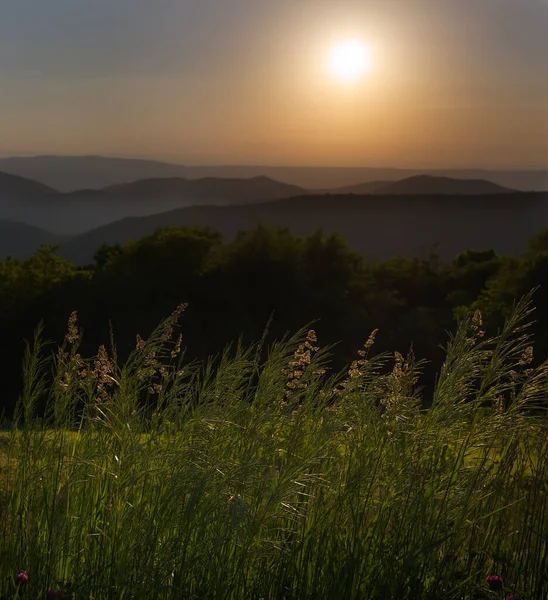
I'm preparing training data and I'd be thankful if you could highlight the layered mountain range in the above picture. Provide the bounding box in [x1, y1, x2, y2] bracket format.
[1, 155, 547, 192]
[0, 156, 547, 263]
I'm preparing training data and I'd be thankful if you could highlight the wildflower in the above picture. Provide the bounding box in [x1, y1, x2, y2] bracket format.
[15, 570, 29, 585]
[486, 575, 504, 590]
[46, 588, 63, 599]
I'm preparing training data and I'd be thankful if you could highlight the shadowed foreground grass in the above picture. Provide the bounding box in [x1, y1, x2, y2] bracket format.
[0, 300, 547, 599]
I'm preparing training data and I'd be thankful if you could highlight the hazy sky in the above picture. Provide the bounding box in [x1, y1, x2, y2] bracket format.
[1, 0, 547, 168]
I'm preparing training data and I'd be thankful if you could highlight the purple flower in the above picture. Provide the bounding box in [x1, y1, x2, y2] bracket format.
[46, 588, 63, 599]
[486, 575, 504, 590]
[15, 570, 29, 585]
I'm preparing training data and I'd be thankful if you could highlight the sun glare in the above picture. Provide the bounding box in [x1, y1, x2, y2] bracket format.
[327, 39, 372, 83]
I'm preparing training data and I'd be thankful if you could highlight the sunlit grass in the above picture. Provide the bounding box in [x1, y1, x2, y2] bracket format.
[0, 299, 547, 599]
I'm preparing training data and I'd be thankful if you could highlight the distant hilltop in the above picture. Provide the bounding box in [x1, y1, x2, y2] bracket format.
[332, 175, 515, 196]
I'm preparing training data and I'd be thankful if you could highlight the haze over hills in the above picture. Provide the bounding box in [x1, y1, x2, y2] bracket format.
[1, 156, 547, 192]
[0, 168, 520, 239]
[0, 167, 543, 261]
[0, 172, 64, 243]
[0, 171, 306, 235]
[330, 181, 391, 195]
[58, 191, 548, 266]
[0, 156, 189, 193]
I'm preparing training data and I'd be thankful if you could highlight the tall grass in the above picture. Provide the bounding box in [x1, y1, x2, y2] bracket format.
[0, 299, 547, 599]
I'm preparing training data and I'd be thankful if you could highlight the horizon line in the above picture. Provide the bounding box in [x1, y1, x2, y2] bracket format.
[0, 153, 547, 173]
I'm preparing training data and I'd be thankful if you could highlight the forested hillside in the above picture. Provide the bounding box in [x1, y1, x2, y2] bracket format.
[59, 192, 548, 265]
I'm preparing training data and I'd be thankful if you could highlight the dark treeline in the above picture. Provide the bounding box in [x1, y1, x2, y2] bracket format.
[1, 224, 547, 416]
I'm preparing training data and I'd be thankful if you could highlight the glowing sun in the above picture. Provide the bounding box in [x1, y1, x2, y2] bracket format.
[327, 39, 372, 83]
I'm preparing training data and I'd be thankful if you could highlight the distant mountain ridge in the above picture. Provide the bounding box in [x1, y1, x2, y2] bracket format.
[0, 156, 187, 192]
[332, 175, 514, 196]
[378, 175, 512, 195]
[1, 155, 546, 192]
[0, 170, 58, 198]
[0, 220, 67, 260]
[0, 167, 544, 260]
[59, 191, 548, 266]
[101, 175, 304, 202]
[0, 170, 306, 235]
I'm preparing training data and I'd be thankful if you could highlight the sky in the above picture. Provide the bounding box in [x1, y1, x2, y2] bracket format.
[1, 0, 547, 169]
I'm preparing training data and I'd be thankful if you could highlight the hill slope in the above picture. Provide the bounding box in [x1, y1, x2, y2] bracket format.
[101, 175, 304, 202]
[0, 175, 306, 235]
[333, 176, 514, 196]
[0, 171, 65, 236]
[59, 192, 548, 265]
[0, 156, 189, 192]
[0, 220, 68, 260]
[378, 175, 514, 195]
[0, 170, 58, 198]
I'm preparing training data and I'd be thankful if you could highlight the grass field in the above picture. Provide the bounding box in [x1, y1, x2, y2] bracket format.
[0, 301, 547, 599]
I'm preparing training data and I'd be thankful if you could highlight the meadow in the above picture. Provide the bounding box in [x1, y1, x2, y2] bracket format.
[1, 299, 547, 600]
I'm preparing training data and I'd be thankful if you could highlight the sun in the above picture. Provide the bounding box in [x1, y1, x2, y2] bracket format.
[327, 39, 372, 83]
